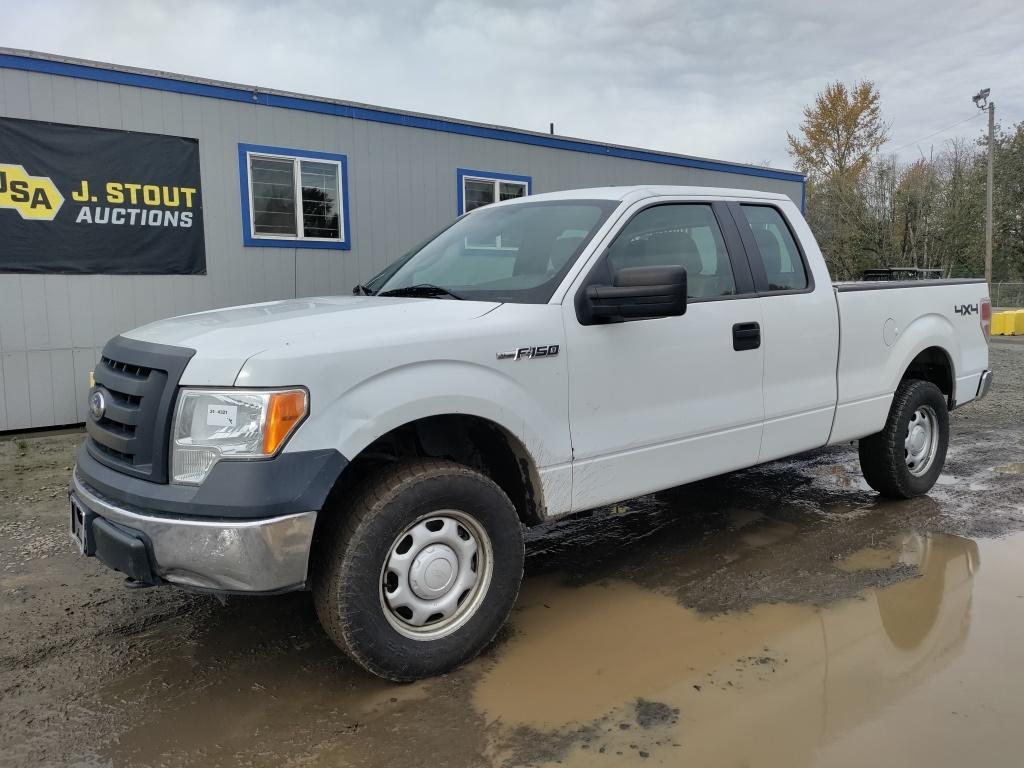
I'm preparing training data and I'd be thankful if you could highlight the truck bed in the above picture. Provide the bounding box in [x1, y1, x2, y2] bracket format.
[828, 277, 989, 445]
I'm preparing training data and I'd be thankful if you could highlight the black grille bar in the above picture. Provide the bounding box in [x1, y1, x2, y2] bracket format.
[85, 336, 195, 484]
[96, 360, 152, 396]
[101, 397, 141, 426]
[88, 420, 135, 454]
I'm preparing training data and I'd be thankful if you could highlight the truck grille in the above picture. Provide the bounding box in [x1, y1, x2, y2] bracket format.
[86, 336, 195, 483]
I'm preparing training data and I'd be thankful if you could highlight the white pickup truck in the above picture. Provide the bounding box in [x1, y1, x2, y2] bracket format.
[70, 185, 992, 681]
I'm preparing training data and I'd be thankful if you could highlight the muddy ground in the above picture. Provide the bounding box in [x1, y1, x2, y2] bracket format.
[2, 342, 1023, 768]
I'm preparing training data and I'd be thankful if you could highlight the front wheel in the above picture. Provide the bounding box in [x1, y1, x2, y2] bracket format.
[312, 459, 524, 681]
[858, 379, 949, 499]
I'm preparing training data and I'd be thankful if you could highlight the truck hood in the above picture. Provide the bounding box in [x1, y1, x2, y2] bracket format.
[123, 296, 500, 385]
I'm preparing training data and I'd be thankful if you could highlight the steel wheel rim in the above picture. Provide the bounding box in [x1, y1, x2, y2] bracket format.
[379, 510, 493, 641]
[904, 405, 939, 477]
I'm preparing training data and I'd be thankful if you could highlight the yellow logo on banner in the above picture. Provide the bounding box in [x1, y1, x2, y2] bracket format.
[0, 163, 64, 221]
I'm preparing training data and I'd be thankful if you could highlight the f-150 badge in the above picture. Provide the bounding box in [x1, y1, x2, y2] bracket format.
[496, 345, 560, 361]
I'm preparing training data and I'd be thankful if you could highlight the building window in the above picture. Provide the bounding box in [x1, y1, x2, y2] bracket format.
[238, 144, 350, 250]
[457, 168, 531, 215]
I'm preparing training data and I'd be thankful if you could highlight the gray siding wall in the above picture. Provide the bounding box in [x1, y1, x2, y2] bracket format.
[0, 66, 802, 430]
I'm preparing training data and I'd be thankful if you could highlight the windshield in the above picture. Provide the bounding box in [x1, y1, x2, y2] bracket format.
[368, 199, 619, 303]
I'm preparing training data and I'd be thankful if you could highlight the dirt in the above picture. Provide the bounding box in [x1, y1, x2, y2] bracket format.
[2, 341, 1023, 768]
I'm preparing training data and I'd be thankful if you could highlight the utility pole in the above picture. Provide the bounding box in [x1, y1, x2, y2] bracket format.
[973, 88, 994, 287]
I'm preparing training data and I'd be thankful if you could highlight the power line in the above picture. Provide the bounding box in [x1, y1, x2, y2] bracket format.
[888, 112, 985, 155]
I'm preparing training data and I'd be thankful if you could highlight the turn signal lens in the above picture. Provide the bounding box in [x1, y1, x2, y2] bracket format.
[263, 390, 309, 455]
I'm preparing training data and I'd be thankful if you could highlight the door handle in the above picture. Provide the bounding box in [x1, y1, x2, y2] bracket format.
[732, 322, 761, 351]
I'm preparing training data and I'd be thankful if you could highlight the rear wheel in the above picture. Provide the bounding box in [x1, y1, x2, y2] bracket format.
[312, 459, 524, 681]
[858, 379, 949, 498]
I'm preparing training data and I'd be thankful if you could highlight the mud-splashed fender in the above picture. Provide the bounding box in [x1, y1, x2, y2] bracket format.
[283, 358, 573, 513]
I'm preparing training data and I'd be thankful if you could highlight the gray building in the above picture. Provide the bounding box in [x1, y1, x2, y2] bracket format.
[0, 48, 804, 431]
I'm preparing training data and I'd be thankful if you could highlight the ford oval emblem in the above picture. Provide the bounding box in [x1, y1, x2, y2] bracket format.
[89, 389, 107, 421]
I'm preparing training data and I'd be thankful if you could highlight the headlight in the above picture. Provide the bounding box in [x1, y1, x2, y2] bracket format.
[171, 388, 308, 485]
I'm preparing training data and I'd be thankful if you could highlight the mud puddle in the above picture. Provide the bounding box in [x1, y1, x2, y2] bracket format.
[475, 532, 1024, 767]
[63, 501, 1020, 768]
[76, 528, 1017, 768]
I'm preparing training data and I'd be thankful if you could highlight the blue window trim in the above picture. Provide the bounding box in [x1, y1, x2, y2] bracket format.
[456, 168, 532, 215]
[0, 52, 804, 200]
[238, 143, 350, 250]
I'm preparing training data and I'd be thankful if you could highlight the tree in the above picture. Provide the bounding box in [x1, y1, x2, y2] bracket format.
[788, 81, 891, 279]
[931, 138, 985, 278]
[991, 122, 1024, 281]
[787, 82, 1022, 283]
[787, 81, 889, 183]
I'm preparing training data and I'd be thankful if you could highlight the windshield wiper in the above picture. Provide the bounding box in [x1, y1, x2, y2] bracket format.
[377, 284, 464, 300]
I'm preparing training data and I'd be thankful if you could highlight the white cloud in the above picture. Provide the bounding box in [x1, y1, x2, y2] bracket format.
[1, 0, 1021, 167]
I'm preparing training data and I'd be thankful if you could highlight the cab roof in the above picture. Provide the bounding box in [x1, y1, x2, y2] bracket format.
[499, 185, 793, 206]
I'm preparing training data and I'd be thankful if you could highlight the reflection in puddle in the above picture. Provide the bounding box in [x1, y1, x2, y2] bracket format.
[475, 534, 979, 767]
[993, 462, 1024, 475]
[836, 533, 933, 572]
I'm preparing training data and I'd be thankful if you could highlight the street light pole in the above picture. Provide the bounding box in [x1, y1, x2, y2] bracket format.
[973, 88, 994, 288]
[985, 100, 994, 288]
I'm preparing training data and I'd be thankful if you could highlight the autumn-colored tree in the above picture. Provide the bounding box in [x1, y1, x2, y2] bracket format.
[787, 81, 889, 182]
[787, 82, 1022, 284]
[788, 81, 890, 278]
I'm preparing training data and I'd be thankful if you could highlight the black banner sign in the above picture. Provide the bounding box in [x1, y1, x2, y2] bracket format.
[0, 117, 206, 274]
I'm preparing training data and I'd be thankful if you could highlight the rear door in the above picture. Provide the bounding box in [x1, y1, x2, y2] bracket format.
[728, 202, 839, 462]
[562, 199, 765, 511]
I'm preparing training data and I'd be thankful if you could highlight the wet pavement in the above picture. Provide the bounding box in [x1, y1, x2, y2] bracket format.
[2, 341, 1023, 768]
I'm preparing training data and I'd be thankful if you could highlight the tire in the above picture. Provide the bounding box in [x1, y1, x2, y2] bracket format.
[312, 459, 524, 681]
[858, 379, 949, 499]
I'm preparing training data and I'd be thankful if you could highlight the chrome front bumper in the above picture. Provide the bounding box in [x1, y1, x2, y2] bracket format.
[977, 370, 994, 400]
[71, 471, 317, 593]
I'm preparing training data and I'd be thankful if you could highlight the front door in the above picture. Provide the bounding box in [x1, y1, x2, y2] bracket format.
[563, 200, 765, 512]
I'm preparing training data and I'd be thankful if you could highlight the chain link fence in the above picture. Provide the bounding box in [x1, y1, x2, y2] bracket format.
[992, 282, 1024, 309]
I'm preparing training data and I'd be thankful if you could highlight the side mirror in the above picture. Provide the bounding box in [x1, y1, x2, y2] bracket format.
[585, 266, 687, 323]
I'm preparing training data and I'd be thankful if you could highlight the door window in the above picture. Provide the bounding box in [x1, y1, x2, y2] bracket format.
[739, 205, 808, 291]
[606, 204, 736, 299]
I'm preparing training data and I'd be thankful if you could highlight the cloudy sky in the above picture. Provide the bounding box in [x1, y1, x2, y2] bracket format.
[1, 0, 1021, 169]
